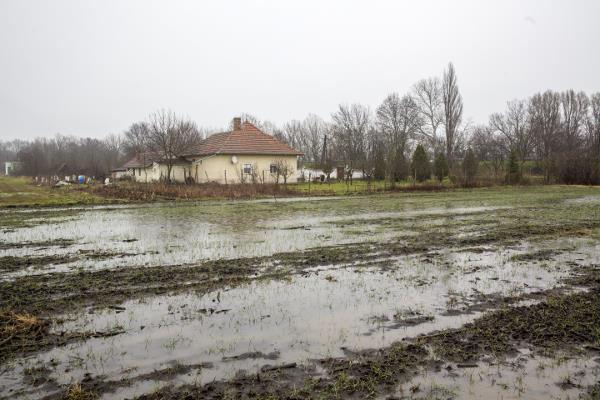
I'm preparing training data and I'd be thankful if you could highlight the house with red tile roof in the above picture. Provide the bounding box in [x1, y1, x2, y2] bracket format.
[121, 118, 303, 184]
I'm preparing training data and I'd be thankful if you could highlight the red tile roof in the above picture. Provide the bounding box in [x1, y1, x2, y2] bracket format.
[185, 122, 303, 157]
[121, 154, 154, 169]
[121, 153, 160, 169]
[121, 153, 187, 169]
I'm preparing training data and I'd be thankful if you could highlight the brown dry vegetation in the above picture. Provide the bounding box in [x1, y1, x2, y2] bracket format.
[83, 181, 300, 201]
[83, 180, 505, 202]
[0, 311, 50, 351]
[63, 384, 97, 400]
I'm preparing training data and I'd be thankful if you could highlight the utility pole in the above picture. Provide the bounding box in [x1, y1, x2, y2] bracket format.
[320, 134, 328, 167]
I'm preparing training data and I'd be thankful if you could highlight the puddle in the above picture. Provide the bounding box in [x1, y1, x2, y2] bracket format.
[0, 204, 510, 278]
[0, 245, 577, 399]
[392, 351, 600, 399]
[2, 191, 600, 399]
[565, 195, 600, 204]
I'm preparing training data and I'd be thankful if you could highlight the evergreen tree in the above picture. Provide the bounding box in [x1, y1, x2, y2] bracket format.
[411, 144, 431, 182]
[463, 148, 478, 186]
[505, 149, 521, 184]
[433, 153, 449, 182]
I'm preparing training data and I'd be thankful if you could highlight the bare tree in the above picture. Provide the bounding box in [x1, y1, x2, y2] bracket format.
[146, 110, 203, 183]
[442, 62, 463, 166]
[302, 114, 327, 163]
[331, 103, 371, 181]
[271, 160, 293, 186]
[588, 93, 600, 157]
[560, 90, 589, 153]
[489, 99, 534, 170]
[376, 93, 422, 184]
[529, 91, 562, 183]
[469, 124, 506, 179]
[362, 126, 386, 183]
[413, 77, 443, 153]
[123, 122, 151, 180]
[103, 134, 124, 174]
[281, 120, 303, 153]
[124, 122, 149, 162]
[280, 115, 327, 164]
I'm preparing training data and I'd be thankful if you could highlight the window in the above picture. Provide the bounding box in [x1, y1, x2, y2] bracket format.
[270, 164, 278, 174]
[243, 164, 252, 174]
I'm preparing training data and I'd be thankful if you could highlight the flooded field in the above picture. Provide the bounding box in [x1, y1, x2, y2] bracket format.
[2, 186, 600, 399]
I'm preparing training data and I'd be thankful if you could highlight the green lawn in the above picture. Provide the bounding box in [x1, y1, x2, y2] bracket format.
[0, 176, 105, 208]
[1, 173, 591, 207]
[291, 178, 457, 195]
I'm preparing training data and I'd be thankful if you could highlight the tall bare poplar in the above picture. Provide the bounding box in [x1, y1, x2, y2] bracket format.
[442, 63, 463, 166]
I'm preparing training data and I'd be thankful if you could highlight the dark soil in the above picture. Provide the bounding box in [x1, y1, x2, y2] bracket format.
[0, 250, 145, 273]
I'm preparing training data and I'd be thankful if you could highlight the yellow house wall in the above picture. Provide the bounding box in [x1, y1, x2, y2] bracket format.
[131, 164, 190, 183]
[130, 155, 298, 184]
[190, 155, 298, 184]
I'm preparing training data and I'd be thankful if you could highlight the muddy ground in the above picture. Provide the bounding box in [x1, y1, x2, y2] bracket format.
[1, 186, 600, 399]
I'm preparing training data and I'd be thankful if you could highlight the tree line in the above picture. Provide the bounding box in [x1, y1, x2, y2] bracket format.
[2, 62, 599, 184]
[0, 135, 124, 178]
[273, 63, 600, 185]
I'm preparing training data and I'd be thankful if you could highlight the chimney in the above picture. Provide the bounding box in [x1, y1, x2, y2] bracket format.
[232, 117, 241, 131]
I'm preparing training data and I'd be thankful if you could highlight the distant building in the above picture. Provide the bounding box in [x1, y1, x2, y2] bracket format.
[4, 161, 23, 176]
[110, 167, 128, 180]
[298, 166, 364, 182]
[120, 118, 303, 184]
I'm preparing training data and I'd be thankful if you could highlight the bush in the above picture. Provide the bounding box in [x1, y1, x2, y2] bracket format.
[462, 148, 478, 187]
[556, 156, 600, 185]
[410, 145, 431, 182]
[86, 181, 296, 201]
[391, 153, 410, 182]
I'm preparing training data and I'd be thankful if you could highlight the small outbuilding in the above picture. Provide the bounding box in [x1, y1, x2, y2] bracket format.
[4, 161, 23, 176]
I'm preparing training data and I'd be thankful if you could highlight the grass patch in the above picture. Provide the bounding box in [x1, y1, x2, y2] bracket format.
[64, 383, 97, 400]
[0, 310, 51, 360]
[425, 288, 600, 362]
[0, 176, 106, 208]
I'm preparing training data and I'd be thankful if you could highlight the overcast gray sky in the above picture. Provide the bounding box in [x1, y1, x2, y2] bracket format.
[1, 0, 599, 140]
